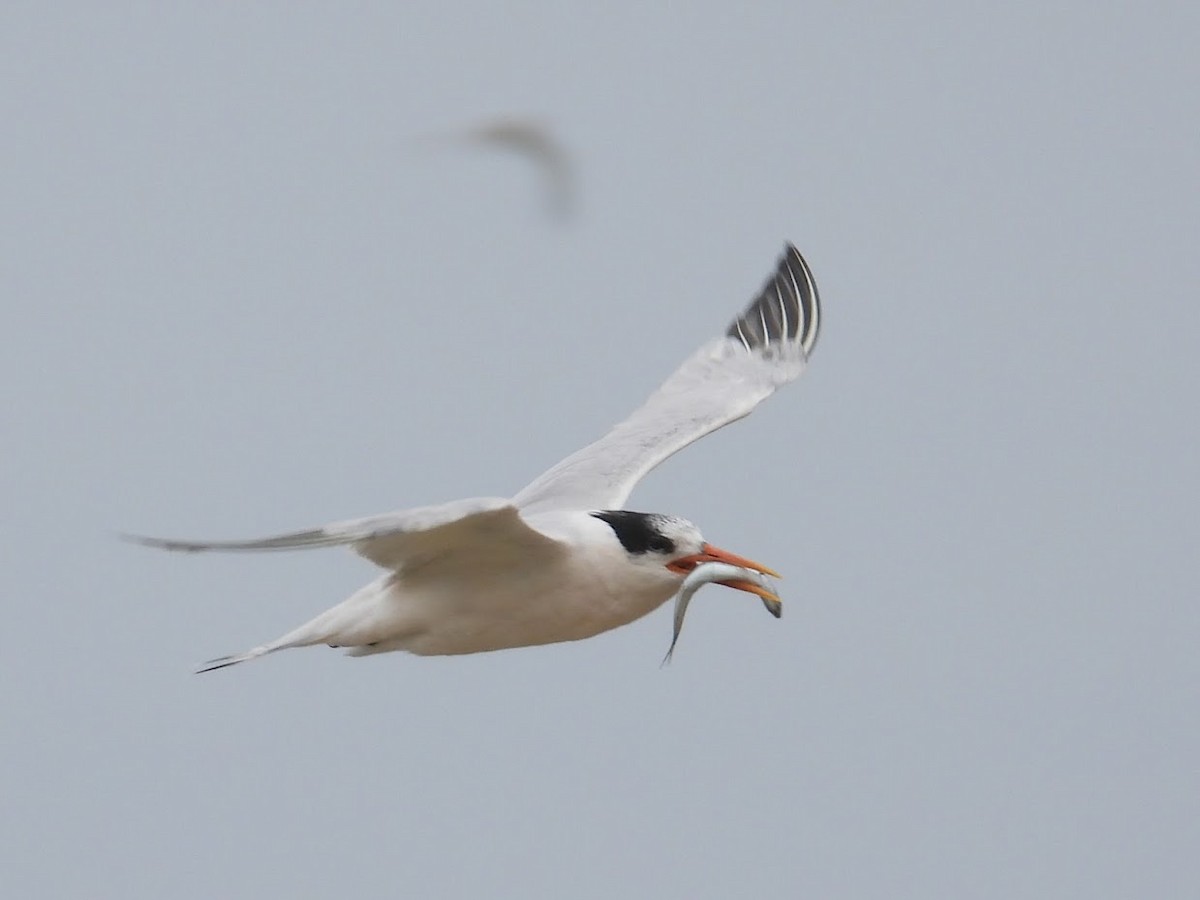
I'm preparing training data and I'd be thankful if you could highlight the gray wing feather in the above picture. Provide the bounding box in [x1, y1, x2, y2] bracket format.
[125, 497, 562, 570]
[514, 244, 820, 514]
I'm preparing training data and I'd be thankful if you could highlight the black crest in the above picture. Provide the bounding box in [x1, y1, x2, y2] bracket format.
[591, 510, 676, 556]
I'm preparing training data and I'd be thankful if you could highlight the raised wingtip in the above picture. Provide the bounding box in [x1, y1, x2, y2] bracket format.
[727, 243, 821, 357]
[785, 244, 821, 356]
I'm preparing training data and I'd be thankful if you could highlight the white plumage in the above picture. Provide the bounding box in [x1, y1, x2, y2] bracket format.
[129, 244, 821, 671]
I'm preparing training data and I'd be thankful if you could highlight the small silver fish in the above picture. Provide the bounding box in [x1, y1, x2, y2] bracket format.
[662, 562, 782, 665]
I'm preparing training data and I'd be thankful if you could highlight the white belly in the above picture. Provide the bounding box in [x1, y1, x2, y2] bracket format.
[207, 508, 688, 668]
[397, 557, 676, 655]
[281, 552, 677, 658]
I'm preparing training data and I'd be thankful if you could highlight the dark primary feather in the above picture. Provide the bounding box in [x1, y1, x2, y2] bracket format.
[727, 244, 820, 356]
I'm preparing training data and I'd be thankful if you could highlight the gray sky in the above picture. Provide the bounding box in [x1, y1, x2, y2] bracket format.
[3, 3, 1198, 898]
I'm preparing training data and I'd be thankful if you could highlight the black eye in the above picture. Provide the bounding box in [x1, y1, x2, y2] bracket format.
[650, 534, 675, 554]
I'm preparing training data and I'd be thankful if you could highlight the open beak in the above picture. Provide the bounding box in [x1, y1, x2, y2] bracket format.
[667, 543, 783, 617]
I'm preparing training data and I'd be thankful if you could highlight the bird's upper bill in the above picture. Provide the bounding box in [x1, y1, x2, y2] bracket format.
[666, 543, 781, 605]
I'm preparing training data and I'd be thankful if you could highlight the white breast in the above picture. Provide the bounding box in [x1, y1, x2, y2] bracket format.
[391, 509, 679, 655]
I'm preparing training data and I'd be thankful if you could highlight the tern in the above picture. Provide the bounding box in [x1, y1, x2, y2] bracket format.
[129, 244, 821, 671]
[416, 117, 576, 219]
[460, 118, 575, 219]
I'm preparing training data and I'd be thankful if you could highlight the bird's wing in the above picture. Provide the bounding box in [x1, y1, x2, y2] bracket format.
[124, 497, 564, 571]
[513, 244, 820, 515]
[467, 119, 575, 219]
[414, 118, 576, 219]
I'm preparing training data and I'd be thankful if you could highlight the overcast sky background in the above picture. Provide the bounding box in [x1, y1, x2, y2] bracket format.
[3, 4, 1198, 898]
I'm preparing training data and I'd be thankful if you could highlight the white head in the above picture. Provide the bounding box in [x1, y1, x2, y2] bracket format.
[590, 510, 781, 605]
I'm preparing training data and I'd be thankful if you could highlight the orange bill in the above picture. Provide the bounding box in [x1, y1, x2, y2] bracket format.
[666, 542, 782, 580]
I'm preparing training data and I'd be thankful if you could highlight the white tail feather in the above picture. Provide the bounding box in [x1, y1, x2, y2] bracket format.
[195, 645, 278, 673]
[195, 576, 406, 672]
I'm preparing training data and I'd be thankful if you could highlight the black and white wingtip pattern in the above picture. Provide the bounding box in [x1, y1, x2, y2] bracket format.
[726, 244, 821, 357]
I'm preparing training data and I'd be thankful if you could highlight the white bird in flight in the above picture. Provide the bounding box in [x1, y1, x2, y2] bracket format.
[129, 244, 821, 671]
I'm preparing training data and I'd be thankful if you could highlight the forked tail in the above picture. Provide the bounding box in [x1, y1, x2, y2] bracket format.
[195, 645, 279, 673]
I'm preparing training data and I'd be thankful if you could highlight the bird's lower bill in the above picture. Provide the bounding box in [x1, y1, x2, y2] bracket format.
[667, 542, 782, 606]
[717, 577, 781, 605]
